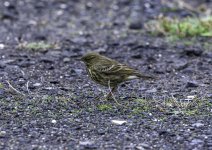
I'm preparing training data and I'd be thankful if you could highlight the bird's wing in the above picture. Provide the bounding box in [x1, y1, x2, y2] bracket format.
[93, 60, 135, 74]
[92, 59, 155, 80]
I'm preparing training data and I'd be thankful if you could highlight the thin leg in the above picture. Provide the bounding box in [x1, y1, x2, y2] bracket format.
[106, 80, 121, 105]
[106, 86, 117, 100]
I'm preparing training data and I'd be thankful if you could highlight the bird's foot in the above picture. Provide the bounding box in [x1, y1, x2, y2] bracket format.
[105, 92, 123, 106]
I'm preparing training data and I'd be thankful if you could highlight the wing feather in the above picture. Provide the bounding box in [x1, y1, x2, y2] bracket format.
[93, 59, 137, 75]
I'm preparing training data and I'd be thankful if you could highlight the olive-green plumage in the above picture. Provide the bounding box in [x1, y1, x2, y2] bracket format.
[81, 52, 154, 99]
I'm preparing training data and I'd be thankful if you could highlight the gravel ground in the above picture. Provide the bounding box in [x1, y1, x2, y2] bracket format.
[0, 0, 212, 149]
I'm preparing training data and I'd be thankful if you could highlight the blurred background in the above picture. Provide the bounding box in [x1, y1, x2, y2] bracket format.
[0, 0, 211, 45]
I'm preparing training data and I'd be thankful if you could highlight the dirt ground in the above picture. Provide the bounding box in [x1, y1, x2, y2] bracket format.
[0, 0, 212, 149]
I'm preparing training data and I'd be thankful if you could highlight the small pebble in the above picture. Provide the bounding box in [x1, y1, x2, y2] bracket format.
[79, 140, 94, 146]
[33, 83, 42, 87]
[111, 120, 127, 125]
[190, 139, 204, 146]
[187, 95, 196, 99]
[192, 122, 204, 128]
[146, 88, 157, 93]
[63, 57, 70, 62]
[0, 131, 6, 137]
[186, 81, 199, 88]
[0, 43, 5, 49]
[51, 120, 57, 124]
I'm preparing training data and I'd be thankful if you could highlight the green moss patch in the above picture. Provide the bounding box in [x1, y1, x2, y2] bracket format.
[97, 104, 113, 111]
[145, 16, 212, 38]
[18, 41, 57, 51]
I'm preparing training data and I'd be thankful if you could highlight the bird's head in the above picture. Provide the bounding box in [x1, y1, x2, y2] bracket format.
[81, 52, 100, 66]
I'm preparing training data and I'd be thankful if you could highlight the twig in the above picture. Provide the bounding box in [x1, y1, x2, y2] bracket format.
[20, 69, 25, 77]
[6, 80, 25, 96]
[26, 81, 30, 94]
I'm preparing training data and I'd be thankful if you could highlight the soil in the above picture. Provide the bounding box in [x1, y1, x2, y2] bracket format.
[0, 0, 212, 149]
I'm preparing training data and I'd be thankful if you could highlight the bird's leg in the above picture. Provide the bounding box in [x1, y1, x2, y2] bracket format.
[106, 86, 117, 100]
[106, 80, 121, 105]
[106, 80, 114, 99]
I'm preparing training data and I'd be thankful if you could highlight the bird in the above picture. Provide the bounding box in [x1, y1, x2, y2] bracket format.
[81, 52, 155, 100]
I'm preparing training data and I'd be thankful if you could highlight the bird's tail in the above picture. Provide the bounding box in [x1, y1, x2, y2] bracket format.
[135, 72, 155, 80]
[127, 72, 155, 80]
